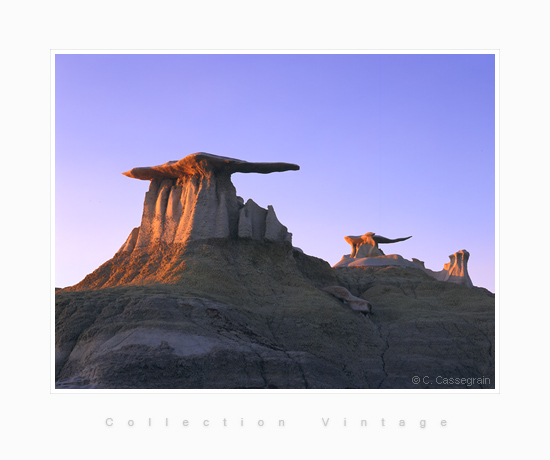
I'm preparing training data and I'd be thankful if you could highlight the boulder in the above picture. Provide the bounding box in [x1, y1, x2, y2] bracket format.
[322, 286, 372, 313]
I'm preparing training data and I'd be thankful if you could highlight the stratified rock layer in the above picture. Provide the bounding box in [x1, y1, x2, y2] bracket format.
[322, 286, 372, 313]
[122, 152, 299, 180]
[56, 240, 494, 389]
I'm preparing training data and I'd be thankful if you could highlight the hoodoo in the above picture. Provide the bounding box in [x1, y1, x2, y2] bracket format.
[118, 152, 299, 254]
[335, 231, 474, 287]
[344, 232, 412, 258]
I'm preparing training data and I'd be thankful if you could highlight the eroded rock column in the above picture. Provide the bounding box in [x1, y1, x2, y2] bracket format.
[118, 152, 299, 254]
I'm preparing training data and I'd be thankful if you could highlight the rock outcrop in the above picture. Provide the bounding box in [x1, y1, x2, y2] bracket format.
[412, 250, 473, 288]
[335, 232, 474, 288]
[322, 286, 372, 313]
[119, 153, 298, 253]
[334, 253, 420, 269]
[238, 200, 291, 243]
[55, 243, 494, 389]
[345, 233, 412, 258]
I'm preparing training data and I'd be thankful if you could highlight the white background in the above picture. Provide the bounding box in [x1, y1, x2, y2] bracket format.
[1, 1, 544, 458]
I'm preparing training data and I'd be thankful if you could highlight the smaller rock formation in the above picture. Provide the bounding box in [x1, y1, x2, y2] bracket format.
[412, 250, 473, 288]
[237, 200, 291, 243]
[322, 286, 372, 314]
[345, 233, 412, 258]
[335, 231, 474, 288]
[115, 227, 139, 255]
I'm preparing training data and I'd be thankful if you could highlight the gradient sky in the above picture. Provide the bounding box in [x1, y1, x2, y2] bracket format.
[55, 53, 495, 291]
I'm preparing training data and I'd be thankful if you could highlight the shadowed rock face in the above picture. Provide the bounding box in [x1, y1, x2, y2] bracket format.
[118, 153, 299, 253]
[322, 286, 372, 313]
[55, 241, 494, 389]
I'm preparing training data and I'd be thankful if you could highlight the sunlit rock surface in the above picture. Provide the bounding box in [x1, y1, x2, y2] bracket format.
[120, 153, 298, 252]
[336, 232, 474, 288]
[344, 232, 412, 258]
[412, 250, 473, 288]
[123, 153, 300, 180]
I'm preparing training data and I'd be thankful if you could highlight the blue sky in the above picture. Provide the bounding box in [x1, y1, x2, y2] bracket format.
[55, 53, 495, 291]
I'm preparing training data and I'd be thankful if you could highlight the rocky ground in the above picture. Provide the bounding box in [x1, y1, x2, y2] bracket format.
[55, 239, 495, 389]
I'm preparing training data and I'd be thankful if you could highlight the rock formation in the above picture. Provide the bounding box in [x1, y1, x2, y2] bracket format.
[412, 250, 473, 288]
[345, 232, 412, 258]
[335, 232, 474, 288]
[334, 253, 420, 269]
[118, 152, 298, 254]
[55, 157, 493, 389]
[322, 286, 372, 313]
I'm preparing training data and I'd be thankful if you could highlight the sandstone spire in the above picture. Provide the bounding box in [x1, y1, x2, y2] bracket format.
[117, 153, 299, 254]
[412, 250, 473, 288]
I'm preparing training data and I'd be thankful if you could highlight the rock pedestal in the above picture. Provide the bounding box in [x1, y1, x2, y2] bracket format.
[344, 233, 412, 258]
[117, 153, 298, 254]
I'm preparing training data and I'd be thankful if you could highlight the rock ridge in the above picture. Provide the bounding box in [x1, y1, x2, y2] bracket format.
[56, 247, 495, 389]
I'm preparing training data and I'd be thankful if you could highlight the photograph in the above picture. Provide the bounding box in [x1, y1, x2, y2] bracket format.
[54, 52, 495, 390]
[10, 1, 550, 456]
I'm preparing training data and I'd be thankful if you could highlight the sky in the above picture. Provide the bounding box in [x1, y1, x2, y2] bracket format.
[55, 53, 495, 291]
